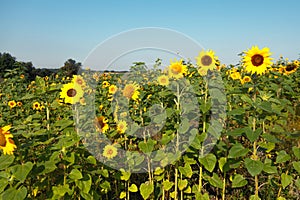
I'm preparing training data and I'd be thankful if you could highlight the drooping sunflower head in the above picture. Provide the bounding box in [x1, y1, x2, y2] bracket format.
[0, 125, 17, 155]
[108, 85, 118, 94]
[195, 50, 218, 74]
[117, 120, 128, 134]
[168, 59, 187, 79]
[8, 100, 17, 109]
[95, 116, 109, 133]
[157, 75, 169, 86]
[60, 82, 84, 104]
[242, 46, 273, 75]
[123, 83, 140, 100]
[284, 63, 298, 75]
[103, 144, 118, 159]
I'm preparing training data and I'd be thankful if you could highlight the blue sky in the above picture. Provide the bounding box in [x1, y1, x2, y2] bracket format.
[0, 0, 300, 69]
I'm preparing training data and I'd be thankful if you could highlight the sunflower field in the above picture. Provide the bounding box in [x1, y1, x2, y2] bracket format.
[0, 46, 300, 200]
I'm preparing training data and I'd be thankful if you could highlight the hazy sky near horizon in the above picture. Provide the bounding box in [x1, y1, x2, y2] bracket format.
[0, 0, 300, 69]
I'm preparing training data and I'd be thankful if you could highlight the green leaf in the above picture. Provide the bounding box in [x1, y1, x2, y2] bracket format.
[120, 170, 131, 181]
[54, 119, 74, 130]
[218, 157, 227, 172]
[119, 191, 126, 199]
[281, 173, 292, 189]
[228, 143, 249, 158]
[128, 184, 138, 192]
[295, 178, 300, 190]
[162, 180, 174, 191]
[69, 169, 83, 180]
[241, 95, 253, 105]
[232, 174, 248, 188]
[245, 127, 262, 142]
[249, 195, 261, 200]
[140, 182, 154, 200]
[0, 186, 27, 200]
[292, 147, 300, 159]
[10, 162, 33, 183]
[258, 101, 273, 113]
[138, 139, 156, 154]
[199, 153, 217, 172]
[178, 163, 193, 178]
[277, 197, 286, 200]
[208, 173, 223, 189]
[244, 158, 263, 176]
[0, 154, 14, 170]
[52, 184, 72, 198]
[228, 108, 245, 116]
[195, 192, 210, 200]
[178, 179, 188, 191]
[276, 150, 291, 163]
[293, 161, 300, 174]
[86, 155, 97, 165]
[263, 163, 278, 174]
[227, 128, 244, 137]
[0, 178, 8, 193]
[75, 174, 92, 194]
[100, 180, 111, 190]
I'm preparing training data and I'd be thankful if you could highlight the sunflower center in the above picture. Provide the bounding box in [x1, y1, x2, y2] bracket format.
[285, 64, 296, 71]
[171, 64, 182, 74]
[251, 54, 264, 66]
[201, 55, 213, 66]
[67, 89, 77, 97]
[107, 148, 113, 155]
[0, 133, 6, 147]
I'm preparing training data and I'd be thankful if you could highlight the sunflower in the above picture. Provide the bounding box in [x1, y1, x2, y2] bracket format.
[117, 120, 128, 134]
[0, 125, 17, 155]
[108, 85, 118, 94]
[157, 75, 169, 86]
[123, 83, 140, 100]
[8, 100, 17, 109]
[72, 75, 86, 87]
[102, 81, 110, 88]
[32, 102, 41, 110]
[95, 116, 109, 133]
[195, 50, 218, 75]
[60, 82, 84, 104]
[230, 71, 241, 80]
[103, 144, 118, 159]
[17, 102, 23, 107]
[240, 76, 252, 84]
[284, 63, 298, 75]
[168, 59, 187, 79]
[242, 46, 273, 75]
[80, 98, 86, 105]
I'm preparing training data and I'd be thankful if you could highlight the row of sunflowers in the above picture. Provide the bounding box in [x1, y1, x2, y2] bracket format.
[0, 46, 299, 199]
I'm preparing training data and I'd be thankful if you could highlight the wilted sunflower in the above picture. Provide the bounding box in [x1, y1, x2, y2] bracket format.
[103, 144, 117, 159]
[240, 76, 252, 84]
[168, 59, 187, 79]
[0, 125, 17, 155]
[117, 120, 128, 134]
[8, 100, 17, 109]
[284, 63, 298, 75]
[123, 83, 139, 100]
[60, 82, 84, 104]
[108, 85, 118, 94]
[157, 75, 169, 86]
[95, 116, 109, 133]
[242, 46, 273, 75]
[195, 50, 218, 75]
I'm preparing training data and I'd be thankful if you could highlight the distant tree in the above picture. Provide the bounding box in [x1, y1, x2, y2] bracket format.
[0, 52, 16, 77]
[59, 59, 82, 77]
